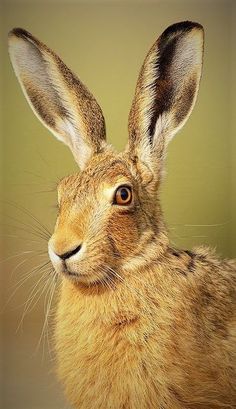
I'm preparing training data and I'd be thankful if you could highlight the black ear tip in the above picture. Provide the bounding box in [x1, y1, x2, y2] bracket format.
[162, 21, 204, 38]
[9, 27, 28, 38]
[8, 27, 34, 43]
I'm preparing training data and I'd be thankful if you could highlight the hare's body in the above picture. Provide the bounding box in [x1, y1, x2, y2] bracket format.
[9, 21, 236, 409]
[55, 245, 236, 409]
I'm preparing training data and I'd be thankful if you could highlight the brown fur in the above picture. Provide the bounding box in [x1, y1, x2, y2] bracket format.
[54, 151, 236, 409]
[8, 21, 236, 409]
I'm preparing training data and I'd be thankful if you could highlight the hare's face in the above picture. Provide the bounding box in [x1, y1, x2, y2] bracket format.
[48, 151, 156, 285]
[9, 23, 204, 285]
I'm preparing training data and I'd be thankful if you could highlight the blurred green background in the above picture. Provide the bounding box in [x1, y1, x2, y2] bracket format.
[1, 1, 235, 408]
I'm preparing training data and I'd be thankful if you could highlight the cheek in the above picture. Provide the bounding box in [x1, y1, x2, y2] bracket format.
[108, 212, 140, 257]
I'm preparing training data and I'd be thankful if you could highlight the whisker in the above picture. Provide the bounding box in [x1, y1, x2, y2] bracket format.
[16, 272, 52, 333]
[2, 219, 49, 242]
[9, 200, 52, 235]
[3, 200, 52, 239]
[36, 273, 57, 358]
[0, 250, 37, 265]
[14, 267, 53, 312]
[0, 231, 48, 244]
[22, 169, 56, 183]
[9, 255, 48, 281]
[184, 222, 230, 227]
[3, 260, 51, 312]
[33, 188, 56, 194]
[2, 207, 49, 238]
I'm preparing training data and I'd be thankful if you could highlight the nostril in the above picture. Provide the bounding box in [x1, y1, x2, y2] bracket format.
[57, 244, 82, 261]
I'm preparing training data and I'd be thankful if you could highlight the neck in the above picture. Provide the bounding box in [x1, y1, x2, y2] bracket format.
[121, 215, 169, 274]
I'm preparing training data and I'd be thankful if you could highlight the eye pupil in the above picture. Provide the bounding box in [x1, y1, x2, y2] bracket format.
[114, 185, 132, 205]
[120, 188, 129, 201]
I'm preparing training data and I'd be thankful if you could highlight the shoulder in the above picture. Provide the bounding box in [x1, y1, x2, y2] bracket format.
[166, 245, 236, 277]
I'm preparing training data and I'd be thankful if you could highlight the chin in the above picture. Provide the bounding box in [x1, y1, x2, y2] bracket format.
[61, 263, 117, 288]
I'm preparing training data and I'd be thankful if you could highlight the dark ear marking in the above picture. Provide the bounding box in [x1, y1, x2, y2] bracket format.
[174, 75, 198, 125]
[161, 20, 203, 37]
[128, 21, 204, 188]
[147, 33, 179, 141]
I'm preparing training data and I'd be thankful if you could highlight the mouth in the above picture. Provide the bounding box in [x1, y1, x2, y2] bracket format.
[60, 264, 118, 287]
[50, 251, 121, 287]
[62, 268, 81, 278]
[61, 268, 101, 288]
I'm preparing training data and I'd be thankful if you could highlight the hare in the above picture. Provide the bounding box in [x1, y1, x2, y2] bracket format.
[8, 21, 236, 409]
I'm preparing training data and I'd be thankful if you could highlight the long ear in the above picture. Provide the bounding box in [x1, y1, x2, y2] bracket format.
[8, 28, 106, 169]
[128, 21, 204, 189]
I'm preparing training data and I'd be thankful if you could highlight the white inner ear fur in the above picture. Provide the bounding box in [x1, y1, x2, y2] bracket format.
[9, 34, 103, 170]
[10, 38, 53, 96]
[59, 118, 93, 169]
[172, 31, 203, 82]
[37, 50, 94, 169]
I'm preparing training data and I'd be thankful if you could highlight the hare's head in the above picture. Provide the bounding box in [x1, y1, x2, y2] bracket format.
[8, 22, 204, 286]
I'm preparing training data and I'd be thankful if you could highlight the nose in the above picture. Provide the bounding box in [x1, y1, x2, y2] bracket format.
[57, 244, 82, 261]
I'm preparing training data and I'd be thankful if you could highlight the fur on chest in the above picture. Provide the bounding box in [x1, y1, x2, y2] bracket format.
[54, 281, 171, 408]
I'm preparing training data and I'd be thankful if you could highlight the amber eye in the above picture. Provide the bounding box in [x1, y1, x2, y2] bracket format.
[114, 186, 132, 205]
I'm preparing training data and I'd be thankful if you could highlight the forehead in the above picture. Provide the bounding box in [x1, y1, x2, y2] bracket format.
[58, 154, 133, 199]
